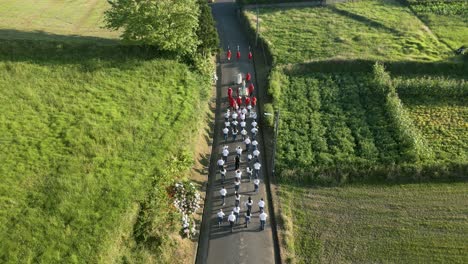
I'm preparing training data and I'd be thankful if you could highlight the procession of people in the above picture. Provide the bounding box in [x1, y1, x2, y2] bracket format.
[215, 45, 268, 233]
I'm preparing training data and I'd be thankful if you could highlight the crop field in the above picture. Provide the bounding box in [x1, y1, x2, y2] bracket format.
[396, 76, 468, 162]
[245, 0, 451, 64]
[280, 182, 468, 263]
[272, 66, 466, 184]
[408, 0, 468, 49]
[276, 72, 396, 172]
[0, 1, 211, 263]
[0, 0, 119, 42]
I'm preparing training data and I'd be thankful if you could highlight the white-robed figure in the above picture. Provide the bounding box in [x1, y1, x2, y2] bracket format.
[236, 73, 242, 85]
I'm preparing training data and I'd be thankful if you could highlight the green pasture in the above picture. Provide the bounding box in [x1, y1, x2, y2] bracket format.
[245, 0, 451, 64]
[0, 41, 210, 263]
[280, 182, 468, 263]
[0, 0, 119, 42]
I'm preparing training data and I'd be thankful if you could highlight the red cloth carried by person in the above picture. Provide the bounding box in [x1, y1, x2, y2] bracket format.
[251, 96, 257, 107]
[246, 72, 251, 82]
[248, 83, 254, 95]
[227, 87, 233, 98]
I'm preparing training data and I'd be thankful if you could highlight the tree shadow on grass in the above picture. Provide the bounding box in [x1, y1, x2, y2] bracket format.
[328, 6, 401, 36]
[0, 29, 179, 69]
[0, 29, 119, 44]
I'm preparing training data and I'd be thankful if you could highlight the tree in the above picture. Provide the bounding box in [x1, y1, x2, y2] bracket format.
[105, 0, 200, 55]
[196, 0, 219, 55]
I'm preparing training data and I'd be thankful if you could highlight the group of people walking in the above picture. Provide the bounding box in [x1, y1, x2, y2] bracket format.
[216, 45, 268, 233]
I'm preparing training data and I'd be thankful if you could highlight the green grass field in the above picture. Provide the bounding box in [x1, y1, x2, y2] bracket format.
[245, 0, 451, 64]
[408, 0, 468, 49]
[280, 182, 468, 263]
[0, 0, 119, 42]
[0, 1, 211, 263]
[0, 42, 210, 263]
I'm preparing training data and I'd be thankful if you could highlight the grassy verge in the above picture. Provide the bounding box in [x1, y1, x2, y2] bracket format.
[280, 182, 468, 263]
[245, 0, 451, 64]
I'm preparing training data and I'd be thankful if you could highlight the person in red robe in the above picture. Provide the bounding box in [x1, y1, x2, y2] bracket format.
[227, 87, 233, 98]
[236, 50, 241, 61]
[229, 97, 235, 109]
[245, 96, 251, 106]
[227, 49, 232, 61]
[251, 96, 257, 107]
[248, 51, 253, 61]
[246, 72, 251, 82]
[248, 83, 254, 96]
[236, 96, 242, 107]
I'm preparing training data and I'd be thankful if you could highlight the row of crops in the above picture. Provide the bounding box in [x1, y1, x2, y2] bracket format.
[407, 0, 467, 15]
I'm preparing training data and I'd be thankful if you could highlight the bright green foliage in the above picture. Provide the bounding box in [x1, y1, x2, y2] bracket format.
[372, 63, 434, 162]
[245, 0, 450, 64]
[105, 0, 200, 55]
[395, 76, 468, 97]
[0, 41, 210, 263]
[280, 183, 468, 264]
[408, 0, 467, 15]
[197, 0, 219, 55]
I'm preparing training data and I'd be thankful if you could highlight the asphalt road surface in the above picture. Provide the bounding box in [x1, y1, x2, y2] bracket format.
[196, 1, 276, 264]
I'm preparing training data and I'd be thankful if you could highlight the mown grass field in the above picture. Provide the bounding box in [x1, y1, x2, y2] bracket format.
[0, 1, 211, 263]
[0, 0, 119, 42]
[280, 183, 468, 263]
[245, 0, 451, 64]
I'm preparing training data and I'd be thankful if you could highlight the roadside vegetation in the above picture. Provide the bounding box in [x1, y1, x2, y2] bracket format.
[243, 0, 467, 262]
[0, 0, 218, 263]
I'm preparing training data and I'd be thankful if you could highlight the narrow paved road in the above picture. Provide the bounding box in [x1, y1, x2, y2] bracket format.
[196, 1, 276, 264]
